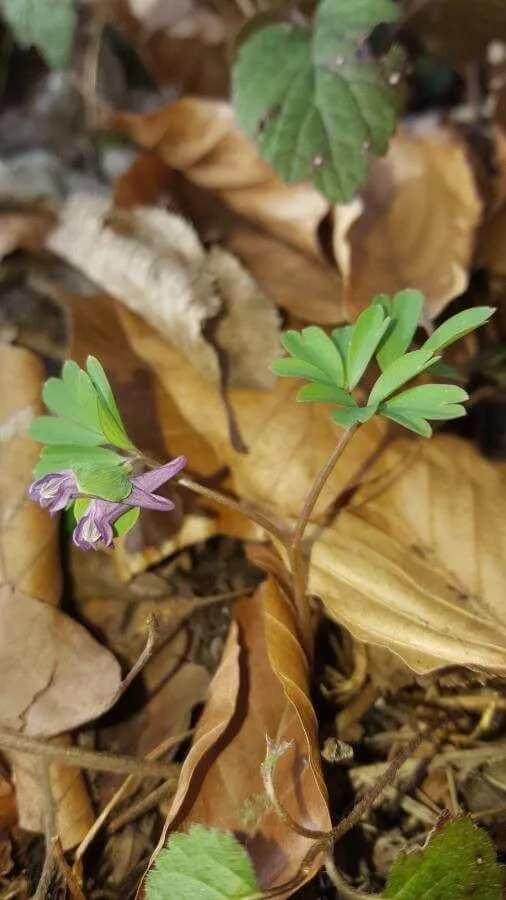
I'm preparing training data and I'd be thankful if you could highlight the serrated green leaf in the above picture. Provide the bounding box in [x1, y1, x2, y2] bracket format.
[376, 289, 425, 370]
[380, 408, 433, 437]
[147, 826, 260, 900]
[33, 445, 124, 478]
[368, 348, 435, 406]
[331, 405, 377, 427]
[297, 383, 356, 405]
[2, 0, 75, 69]
[382, 818, 503, 899]
[270, 357, 335, 385]
[423, 307, 495, 354]
[382, 383, 469, 419]
[233, 0, 402, 202]
[346, 304, 390, 390]
[74, 463, 132, 502]
[28, 417, 104, 446]
[113, 507, 140, 537]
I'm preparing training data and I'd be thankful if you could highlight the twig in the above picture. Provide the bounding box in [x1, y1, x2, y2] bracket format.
[73, 728, 193, 865]
[0, 731, 179, 779]
[110, 614, 159, 704]
[324, 853, 375, 899]
[108, 779, 175, 833]
[261, 740, 329, 841]
[31, 760, 58, 900]
[52, 838, 88, 900]
[331, 731, 427, 841]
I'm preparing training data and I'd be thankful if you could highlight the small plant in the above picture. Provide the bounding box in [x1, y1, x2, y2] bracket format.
[27, 291, 499, 898]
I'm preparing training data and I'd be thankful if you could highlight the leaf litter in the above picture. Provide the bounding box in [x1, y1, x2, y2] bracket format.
[1, 3, 506, 899]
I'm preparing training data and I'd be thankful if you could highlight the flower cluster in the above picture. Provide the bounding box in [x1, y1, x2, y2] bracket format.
[29, 457, 186, 551]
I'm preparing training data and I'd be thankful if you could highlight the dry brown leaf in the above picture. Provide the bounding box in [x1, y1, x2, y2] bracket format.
[334, 125, 482, 320]
[0, 770, 16, 831]
[0, 343, 93, 847]
[155, 583, 330, 895]
[477, 203, 506, 277]
[47, 195, 280, 388]
[0, 212, 53, 263]
[310, 435, 506, 674]
[0, 584, 121, 736]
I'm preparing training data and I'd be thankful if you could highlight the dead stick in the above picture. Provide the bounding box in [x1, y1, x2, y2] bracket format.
[0, 731, 179, 779]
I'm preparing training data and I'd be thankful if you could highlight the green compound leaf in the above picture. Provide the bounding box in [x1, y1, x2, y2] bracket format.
[33, 445, 125, 479]
[147, 826, 260, 900]
[331, 405, 377, 427]
[43, 378, 102, 436]
[86, 356, 134, 451]
[28, 416, 104, 447]
[381, 383, 469, 420]
[271, 356, 336, 385]
[346, 304, 390, 390]
[113, 507, 140, 537]
[73, 463, 132, 503]
[368, 348, 436, 406]
[298, 327, 346, 387]
[376, 289, 425, 370]
[233, 0, 402, 202]
[297, 383, 356, 405]
[2, 0, 75, 69]
[423, 307, 495, 355]
[61, 361, 103, 433]
[379, 408, 433, 437]
[382, 818, 503, 899]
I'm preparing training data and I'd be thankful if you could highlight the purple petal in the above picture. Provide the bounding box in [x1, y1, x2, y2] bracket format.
[131, 457, 186, 493]
[28, 470, 79, 515]
[128, 486, 175, 511]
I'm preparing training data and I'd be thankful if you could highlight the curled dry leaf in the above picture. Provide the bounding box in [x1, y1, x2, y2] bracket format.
[151, 583, 330, 896]
[113, 99, 482, 324]
[61, 292, 506, 674]
[334, 125, 482, 321]
[47, 194, 280, 389]
[0, 584, 121, 736]
[0, 343, 93, 846]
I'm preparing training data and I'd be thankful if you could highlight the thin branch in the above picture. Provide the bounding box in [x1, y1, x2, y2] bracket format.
[108, 779, 175, 833]
[52, 838, 88, 900]
[110, 614, 159, 704]
[31, 760, 58, 900]
[324, 853, 375, 900]
[0, 730, 180, 779]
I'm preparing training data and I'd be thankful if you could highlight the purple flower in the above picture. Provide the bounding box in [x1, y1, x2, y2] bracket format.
[72, 456, 186, 551]
[28, 470, 79, 515]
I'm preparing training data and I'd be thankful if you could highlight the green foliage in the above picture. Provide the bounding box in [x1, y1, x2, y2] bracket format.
[233, 0, 403, 202]
[2, 0, 76, 69]
[271, 290, 494, 436]
[382, 818, 503, 899]
[146, 826, 260, 900]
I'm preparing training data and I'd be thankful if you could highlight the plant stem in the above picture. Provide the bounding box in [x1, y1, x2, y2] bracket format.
[178, 475, 289, 543]
[289, 425, 358, 635]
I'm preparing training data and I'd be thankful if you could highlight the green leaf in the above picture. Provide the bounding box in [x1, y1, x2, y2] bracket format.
[382, 383, 469, 419]
[73, 498, 91, 522]
[331, 405, 377, 427]
[297, 383, 356, 405]
[74, 463, 132, 502]
[113, 507, 140, 537]
[423, 307, 495, 354]
[146, 826, 260, 900]
[28, 417, 104, 446]
[346, 304, 390, 390]
[368, 348, 436, 406]
[331, 325, 354, 384]
[86, 356, 134, 450]
[43, 378, 102, 435]
[2, 0, 75, 69]
[380, 408, 433, 437]
[281, 328, 345, 386]
[270, 357, 336, 385]
[233, 0, 402, 202]
[61, 361, 102, 433]
[33, 445, 124, 478]
[376, 289, 425, 370]
[382, 818, 503, 899]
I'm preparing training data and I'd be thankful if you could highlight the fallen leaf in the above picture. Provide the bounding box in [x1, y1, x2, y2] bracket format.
[310, 435, 506, 674]
[154, 583, 330, 895]
[0, 343, 93, 847]
[47, 194, 280, 388]
[0, 584, 121, 736]
[0, 211, 53, 262]
[0, 770, 16, 831]
[335, 125, 482, 320]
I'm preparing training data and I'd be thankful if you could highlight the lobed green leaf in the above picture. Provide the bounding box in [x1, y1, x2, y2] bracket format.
[423, 307, 495, 355]
[297, 383, 356, 405]
[270, 356, 336, 385]
[376, 289, 425, 370]
[346, 304, 390, 390]
[73, 463, 132, 502]
[28, 416, 104, 447]
[33, 445, 125, 479]
[368, 348, 436, 406]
